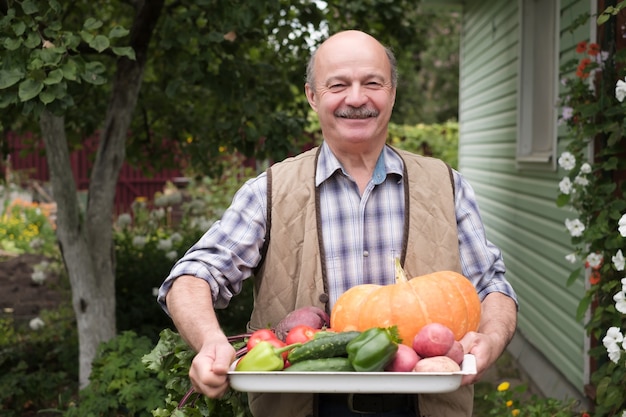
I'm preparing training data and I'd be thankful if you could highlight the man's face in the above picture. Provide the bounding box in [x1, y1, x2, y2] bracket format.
[305, 31, 396, 150]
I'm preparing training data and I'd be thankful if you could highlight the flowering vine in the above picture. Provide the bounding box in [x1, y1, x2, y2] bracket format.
[556, 11, 626, 416]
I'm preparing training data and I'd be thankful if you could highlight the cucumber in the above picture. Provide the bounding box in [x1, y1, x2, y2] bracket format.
[284, 357, 355, 372]
[287, 331, 361, 363]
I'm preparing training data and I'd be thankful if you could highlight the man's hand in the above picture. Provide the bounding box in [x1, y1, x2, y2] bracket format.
[189, 335, 236, 398]
[459, 292, 517, 385]
[459, 331, 500, 385]
[166, 275, 237, 397]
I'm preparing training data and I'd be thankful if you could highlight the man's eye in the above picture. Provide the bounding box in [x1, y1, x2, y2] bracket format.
[329, 84, 345, 89]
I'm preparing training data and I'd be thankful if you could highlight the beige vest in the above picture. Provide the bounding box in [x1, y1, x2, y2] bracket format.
[247, 146, 472, 417]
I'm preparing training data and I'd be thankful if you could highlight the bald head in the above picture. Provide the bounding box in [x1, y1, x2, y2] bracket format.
[305, 30, 398, 89]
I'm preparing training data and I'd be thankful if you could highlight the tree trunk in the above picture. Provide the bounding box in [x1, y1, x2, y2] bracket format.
[39, 110, 117, 388]
[38, 1, 164, 388]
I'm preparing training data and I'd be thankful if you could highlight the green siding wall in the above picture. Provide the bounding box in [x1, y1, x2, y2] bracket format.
[459, 0, 588, 394]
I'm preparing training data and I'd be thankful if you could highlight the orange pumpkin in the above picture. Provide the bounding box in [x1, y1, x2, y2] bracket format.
[330, 262, 481, 346]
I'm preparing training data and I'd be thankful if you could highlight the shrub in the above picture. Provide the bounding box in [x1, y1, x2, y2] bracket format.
[388, 121, 459, 169]
[63, 331, 166, 417]
[0, 305, 78, 416]
[0, 196, 59, 257]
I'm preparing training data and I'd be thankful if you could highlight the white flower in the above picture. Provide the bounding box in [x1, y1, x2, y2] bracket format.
[559, 177, 573, 194]
[616, 78, 626, 102]
[619, 213, 626, 237]
[170, 232, 183, 243]
[558, 152, 576, 171]
[152, 287, 160, 297]
[117, 213, 132, 228]
[561, 106, 573, 121]
[157, 238, 173, 251]
[607, 345, 622, 364]
[596, 50, 610, 65]
[29, 317, 45, 331]
[613, 249, 625, 271]
[166, 250, 178, 261]
[579, 163, 592, 174]
[150, 207, 166, 220]
[603, 327, 625, 364]
[622, 277, 626, 292]
[565, 253, 578, 264]
[614, 291, 626, 314]
[586, 252, 603, 268]
[31, 270, 46, 285]
[29, 237, 44, 250]
[565, 218, 585, 237]
[132, 235, 148, 249]
[622, 410, 626, 417]
[604, 327, 624, 344]
[574, 175, 589, 186]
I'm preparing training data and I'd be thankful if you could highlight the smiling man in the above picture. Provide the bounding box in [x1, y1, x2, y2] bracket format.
[158, 30, 518, 417]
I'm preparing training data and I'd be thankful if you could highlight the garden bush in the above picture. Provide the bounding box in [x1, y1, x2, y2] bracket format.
[0, 305, 78, 417]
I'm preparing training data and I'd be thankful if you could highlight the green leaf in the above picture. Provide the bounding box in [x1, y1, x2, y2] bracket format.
[111, 46, 136, 60]
[555, 193, 570, 207]
[0, 93, 17, 109]
[566, 268, 581, 286]
[89, 35, 110, 53]
[39, 48, 64, 66]
[576, 294, 592, 321]
[20, 0, 39, 14]
[80, 61, 106, 85]
[83, 18, 103, 30]
[44, 69, 64, 85]
[24, 32, 40, 48]
[0, 69, 24, 89]
[4, 37, 22, 51]
[61, 60, 79, 81]
[109, 26, 130, 39]
[39, 89, 56, 104]
[18, 78, 44, 101]
[597, 13, 610, 25]
[80, 30, 94, 44]
[12, 21, 26, 36]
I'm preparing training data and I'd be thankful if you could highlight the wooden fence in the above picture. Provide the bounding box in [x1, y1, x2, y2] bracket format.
[2, 132, 183, 214]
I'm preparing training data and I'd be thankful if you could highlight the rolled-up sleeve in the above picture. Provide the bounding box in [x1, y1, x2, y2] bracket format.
[157, 173, 268, 315]
[454, 171, 518, 307]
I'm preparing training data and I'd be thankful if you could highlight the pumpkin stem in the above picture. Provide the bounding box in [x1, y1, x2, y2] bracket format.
[394, 257, 409, 283]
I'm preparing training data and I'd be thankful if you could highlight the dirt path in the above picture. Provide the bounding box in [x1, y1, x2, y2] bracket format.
[0, 253, 66, 325]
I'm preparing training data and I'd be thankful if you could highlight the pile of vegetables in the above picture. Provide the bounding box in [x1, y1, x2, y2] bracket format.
[232, 267, 480, 374]
[234, 310, 467, 374]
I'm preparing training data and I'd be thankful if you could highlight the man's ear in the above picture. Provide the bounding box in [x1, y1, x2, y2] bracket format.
[305, 83, 318, 112]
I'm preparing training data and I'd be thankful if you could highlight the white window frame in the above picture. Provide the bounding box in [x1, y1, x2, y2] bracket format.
[517, 0, 559, 170]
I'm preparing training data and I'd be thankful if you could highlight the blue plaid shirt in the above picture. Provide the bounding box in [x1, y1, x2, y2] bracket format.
[158, 143, 517, 312]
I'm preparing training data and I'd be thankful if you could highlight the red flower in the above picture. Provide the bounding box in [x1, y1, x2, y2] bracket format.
[576, 58, 592, 79]
[581, 413, 590, 417]
[576, 41, 588, 53]
[587, 43, 600, 56]
[589, 271, 601, 285]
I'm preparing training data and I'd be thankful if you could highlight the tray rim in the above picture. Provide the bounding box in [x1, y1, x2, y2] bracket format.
[226, 354, 476, 394]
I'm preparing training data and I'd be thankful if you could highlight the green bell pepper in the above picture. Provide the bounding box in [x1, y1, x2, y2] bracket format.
[235, 340, 297, 372]
[346, 326, 400, 372]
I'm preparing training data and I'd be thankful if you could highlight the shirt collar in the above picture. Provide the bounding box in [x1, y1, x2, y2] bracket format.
[315, 142, 404, 187]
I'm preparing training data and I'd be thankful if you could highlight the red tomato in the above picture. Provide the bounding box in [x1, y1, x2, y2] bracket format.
[265, 337, 289, 360]
[285, 325, 320, 345]
[246, 328, 279, 351]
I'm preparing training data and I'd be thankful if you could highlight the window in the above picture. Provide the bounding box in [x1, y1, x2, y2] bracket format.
[517, 0, 559, 169]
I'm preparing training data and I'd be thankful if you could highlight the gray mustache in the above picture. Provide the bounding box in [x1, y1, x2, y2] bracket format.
[335, 107, 379, 119]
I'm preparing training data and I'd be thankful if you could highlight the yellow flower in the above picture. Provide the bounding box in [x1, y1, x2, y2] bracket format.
[497, 381, 510, 392]
[506, 400, 513, 407]
[511, 409, 520, 416]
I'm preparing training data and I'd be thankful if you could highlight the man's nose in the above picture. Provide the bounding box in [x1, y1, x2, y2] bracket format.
[344, 84, 367, 107]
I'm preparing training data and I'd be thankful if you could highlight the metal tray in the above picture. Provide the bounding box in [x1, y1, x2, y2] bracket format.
[227, 354, 476, 394]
